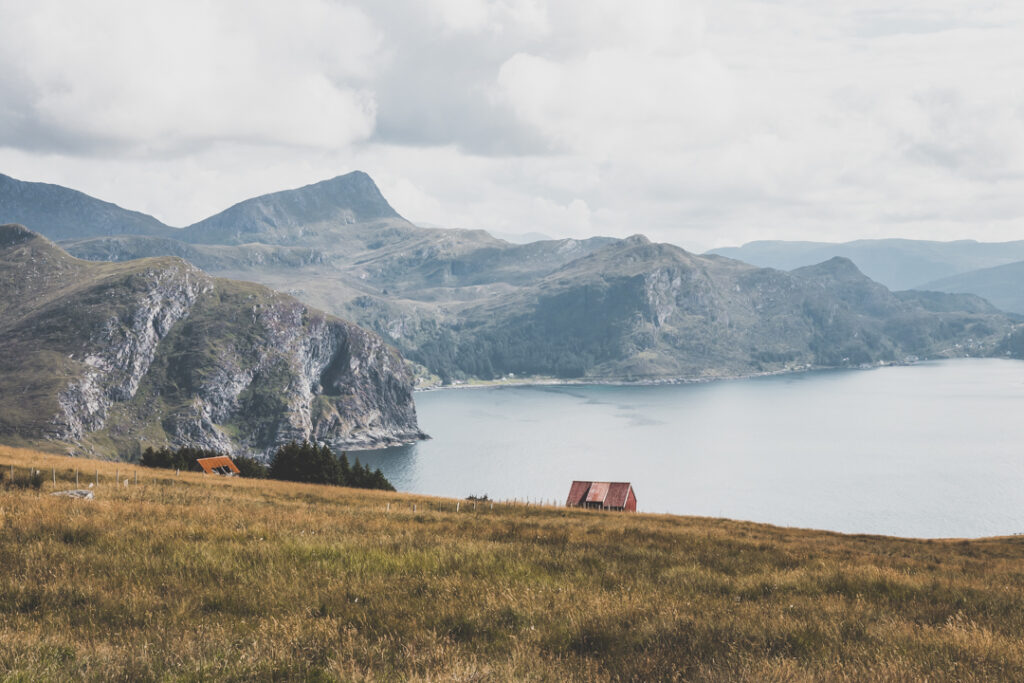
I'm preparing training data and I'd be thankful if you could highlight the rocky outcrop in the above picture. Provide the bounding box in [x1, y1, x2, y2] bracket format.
[55, 263, 210, 438]
[0, 225, 424, 459]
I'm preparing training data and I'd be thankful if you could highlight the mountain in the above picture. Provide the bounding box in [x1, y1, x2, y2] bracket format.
[350, 239, 1012, 381]
[0, 224, 424, 459]
[918, 261, 1024, 315]
[4, 173, 1021, 384]
[179, 171, 406, 245]
[708, 239, 1024, 291]
[0, 173, 175, 240]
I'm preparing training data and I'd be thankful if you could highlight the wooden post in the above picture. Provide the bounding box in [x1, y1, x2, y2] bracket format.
[456, 501, 460, 512]
[135, 470, 138, 485]
[115, 468, 119, 484]
[76, 469, 79, 486]
[52, 467, 55, 486]
[386, 502, 390, 512]
[413, 504, 417, 513]
[95, 469, 98, 485]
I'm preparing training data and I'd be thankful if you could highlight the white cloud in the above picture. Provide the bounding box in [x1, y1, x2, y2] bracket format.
[0, 0, 381, 153]
[3, 0, 1024, 245]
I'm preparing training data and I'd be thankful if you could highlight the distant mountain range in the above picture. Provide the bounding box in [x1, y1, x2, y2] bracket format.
[2, 171, 1021, 388]
[0, 223, 423, 459]
[709, 239, 1024, 313]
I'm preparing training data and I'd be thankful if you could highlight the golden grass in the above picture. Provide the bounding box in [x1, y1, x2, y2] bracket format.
[3, 444, 1024, 681]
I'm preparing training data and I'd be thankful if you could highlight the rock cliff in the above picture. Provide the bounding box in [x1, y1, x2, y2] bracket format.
[0, 224, 424, 459]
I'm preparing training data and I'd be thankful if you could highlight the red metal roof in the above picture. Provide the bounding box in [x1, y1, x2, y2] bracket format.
[604, 482, 633, 508]
[567, 481, 635, 508]
[585, 482, 610, 504]
[566, 480, 591, 506]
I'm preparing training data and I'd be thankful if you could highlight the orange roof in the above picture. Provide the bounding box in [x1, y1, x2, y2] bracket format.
[196, 456, 240, 475]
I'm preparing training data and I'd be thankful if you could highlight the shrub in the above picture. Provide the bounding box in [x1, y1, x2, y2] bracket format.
[268, 442, 394, 491]
[233, 456, 268, 479]
[139, 446, 215, 472]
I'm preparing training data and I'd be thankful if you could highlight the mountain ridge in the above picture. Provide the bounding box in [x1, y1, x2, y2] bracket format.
[708, 238, 1024, 291]
[3, 173, 1021, 386]
[0, 224, 424, 459]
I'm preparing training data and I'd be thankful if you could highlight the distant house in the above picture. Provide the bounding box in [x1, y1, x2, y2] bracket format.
[566, 481, 637, 512]
[197, 456, 240, 476]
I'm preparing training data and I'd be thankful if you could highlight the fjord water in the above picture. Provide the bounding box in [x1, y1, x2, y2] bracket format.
[360, 359, 1024, 538]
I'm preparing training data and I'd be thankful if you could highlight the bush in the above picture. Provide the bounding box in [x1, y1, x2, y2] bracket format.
[269, 442, 394, 491]
[140, 446, 210, 472]
[233, 456, 268, 479]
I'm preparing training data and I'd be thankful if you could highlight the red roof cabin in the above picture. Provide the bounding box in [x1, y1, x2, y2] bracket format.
[197, 456, 240, 476]
[566, 481, 637, 512]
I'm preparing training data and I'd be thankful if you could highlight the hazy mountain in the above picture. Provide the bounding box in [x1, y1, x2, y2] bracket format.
[488, 229, 556, 244]
[0, 172, 175, 240]
[918, 261, 1024, 315]
[5, 172, 1020, 385]
[708, 239, 1024, 291]
[348, 238, 1012, 381]
[180, 171, 406, 245]
[0, 224, 423, 459]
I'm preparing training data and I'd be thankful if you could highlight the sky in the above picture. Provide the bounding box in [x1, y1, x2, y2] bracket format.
[1, 0, 1023, 250]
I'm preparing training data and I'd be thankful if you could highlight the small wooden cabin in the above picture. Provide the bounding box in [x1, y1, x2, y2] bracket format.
[566, 481, 637, 512]
[196, 456, 240, 476]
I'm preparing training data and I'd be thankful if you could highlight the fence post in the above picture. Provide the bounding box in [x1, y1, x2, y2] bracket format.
[413, 504, 417, 513]
[386, 502, 390, 512]
[95, 469, 98, 486]
[52, 467, 55, 486]
[135, 470, 138, 485]
[76, 469, 79, 486]
[116, 468, 119, 484]
[456, 501, 460, 512]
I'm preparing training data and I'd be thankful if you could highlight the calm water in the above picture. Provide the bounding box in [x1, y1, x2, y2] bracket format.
[359, 359, 1024, 538]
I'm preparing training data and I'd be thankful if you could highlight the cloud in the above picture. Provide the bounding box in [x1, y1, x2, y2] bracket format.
[3, 0, 1024, 246]
[0, 0, 381, 154]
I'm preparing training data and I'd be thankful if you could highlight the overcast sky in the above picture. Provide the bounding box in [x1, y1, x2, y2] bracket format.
[1, 0, 1022, 249]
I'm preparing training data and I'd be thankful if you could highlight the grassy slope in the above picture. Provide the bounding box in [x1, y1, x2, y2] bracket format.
[2, 445, 1024, 681]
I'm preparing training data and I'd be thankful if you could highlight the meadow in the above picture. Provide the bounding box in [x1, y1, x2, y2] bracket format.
[2, 444, 1024, 681]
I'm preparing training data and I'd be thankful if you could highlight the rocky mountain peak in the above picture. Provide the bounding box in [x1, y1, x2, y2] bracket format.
[791, 256, 867, 282]
[182, 171, 405, 245]
[622, 234, 652, 246]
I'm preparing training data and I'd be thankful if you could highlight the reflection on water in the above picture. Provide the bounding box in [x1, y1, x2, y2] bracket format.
[358, 359, 1024, 538]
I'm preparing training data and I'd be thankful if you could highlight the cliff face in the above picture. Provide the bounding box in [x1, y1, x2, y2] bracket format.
[0, 224, 423, 459]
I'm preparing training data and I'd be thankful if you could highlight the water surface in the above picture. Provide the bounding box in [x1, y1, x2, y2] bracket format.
[359, 359, 1024, 538]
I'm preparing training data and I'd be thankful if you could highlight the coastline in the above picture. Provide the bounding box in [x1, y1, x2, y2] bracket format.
[413, 357, 927, 392]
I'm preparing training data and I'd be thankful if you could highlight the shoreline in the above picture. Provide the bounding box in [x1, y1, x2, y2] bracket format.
[414, 358, 921, 392]
[414, 353, 1019, 393]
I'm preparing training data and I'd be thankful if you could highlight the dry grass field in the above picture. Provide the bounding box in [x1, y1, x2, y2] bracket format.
[3, 444, 1024, 681]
